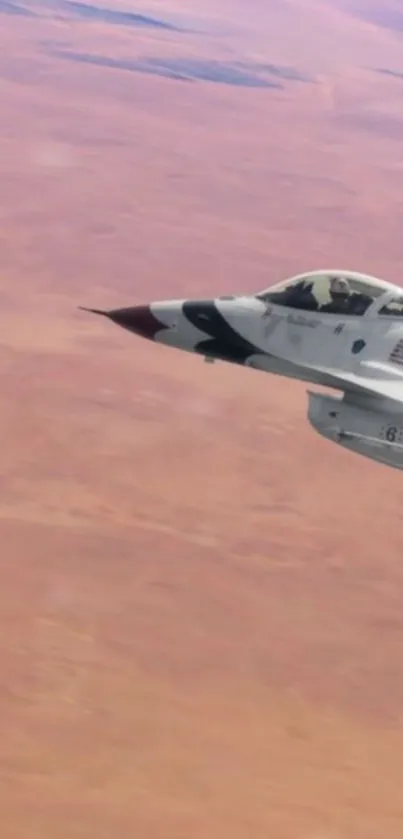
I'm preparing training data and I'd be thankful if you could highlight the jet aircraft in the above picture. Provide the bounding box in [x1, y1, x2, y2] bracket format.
[81, 269, 403, 471]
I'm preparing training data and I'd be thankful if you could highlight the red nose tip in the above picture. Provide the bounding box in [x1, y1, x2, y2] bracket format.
[79, 304, 165, 340]
[107, 305, 164, 339]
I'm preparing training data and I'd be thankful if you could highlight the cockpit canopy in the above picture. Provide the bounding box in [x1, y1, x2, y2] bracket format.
[256, 270, 394, 316]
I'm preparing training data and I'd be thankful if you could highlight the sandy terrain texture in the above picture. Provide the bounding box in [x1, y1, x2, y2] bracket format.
[1, 1, 403, 836]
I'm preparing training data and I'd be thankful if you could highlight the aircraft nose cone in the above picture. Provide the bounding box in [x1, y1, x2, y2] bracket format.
[108, 305, 164, 339]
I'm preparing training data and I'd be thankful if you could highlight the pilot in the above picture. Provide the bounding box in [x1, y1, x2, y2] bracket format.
[321, 276, 351, 313]
[322, 276, 374, 315]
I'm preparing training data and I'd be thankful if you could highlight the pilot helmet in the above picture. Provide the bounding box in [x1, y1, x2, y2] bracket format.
[330, 276, 350, 299]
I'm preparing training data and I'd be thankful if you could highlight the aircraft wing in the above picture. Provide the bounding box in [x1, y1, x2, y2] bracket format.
[301, 359, 403, 408]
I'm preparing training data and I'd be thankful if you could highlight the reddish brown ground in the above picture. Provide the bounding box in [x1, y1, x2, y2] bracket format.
[1, 1, 403, 836]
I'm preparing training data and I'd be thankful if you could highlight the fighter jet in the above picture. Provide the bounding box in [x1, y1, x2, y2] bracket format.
[81, 269, 403, 471]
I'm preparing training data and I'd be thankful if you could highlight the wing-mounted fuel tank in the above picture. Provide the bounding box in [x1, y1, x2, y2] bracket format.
[307, 391, 403, 470]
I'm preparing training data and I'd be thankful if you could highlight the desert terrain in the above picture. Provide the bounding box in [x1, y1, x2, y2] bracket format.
[1, 1, 403, 836]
